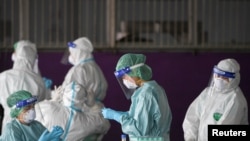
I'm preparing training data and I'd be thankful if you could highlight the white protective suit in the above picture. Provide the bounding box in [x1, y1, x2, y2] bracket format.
[35, 81, 110, 141]
[182, 58, 248, 141]
[0, 40, 50, 132]
[52, 37, 108, 104]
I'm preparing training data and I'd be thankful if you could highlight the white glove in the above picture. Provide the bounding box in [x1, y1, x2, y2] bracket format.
[51, 85, 63, 102]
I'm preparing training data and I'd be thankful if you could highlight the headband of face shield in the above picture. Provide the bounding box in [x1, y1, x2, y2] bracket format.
[213, 66, 235, 79]
[12, 96, 37, 109]
[114, 63, 145, 78]
[114, 63, 144, 99]
[68, 42, 76, 48]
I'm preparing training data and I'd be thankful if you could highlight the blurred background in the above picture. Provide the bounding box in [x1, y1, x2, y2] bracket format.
[0, 0, 249, 141]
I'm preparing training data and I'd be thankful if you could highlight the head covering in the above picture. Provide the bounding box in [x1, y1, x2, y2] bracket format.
[116, 53, 152, 81]
[68, 37, 94, 65]
[7, 90, 33, 118]
[12, 40, 38, 71]
[72, 37, 93, 53]
[217, 58, 240, 73]
[14, 40, 37, 62]
[215, 58, 240, 90]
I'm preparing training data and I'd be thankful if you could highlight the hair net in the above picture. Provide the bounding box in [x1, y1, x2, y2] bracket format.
[116, 53, 152, 81]
[7, 90, 33, 118]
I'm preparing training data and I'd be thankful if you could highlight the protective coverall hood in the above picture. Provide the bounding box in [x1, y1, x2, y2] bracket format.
[68, 37, 94, 65]
[210, 58, 241, 93]
[217, 58, 240, 89]
[12, 40, 38, 71]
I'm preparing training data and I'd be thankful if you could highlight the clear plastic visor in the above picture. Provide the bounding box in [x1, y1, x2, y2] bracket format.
[60, 42, 76, 65]
[13, 96, 37, 109]
[209, 66, 235, 85]
[114, 63, 144, 99]
[115, 74, 136, 100]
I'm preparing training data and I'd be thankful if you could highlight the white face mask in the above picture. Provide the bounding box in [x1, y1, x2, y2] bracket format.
[11, 53, 16, 62]
[214, 78, 228, 91]
[68, 55, 75, 65]
[123, 79, 138, 89]
[23, 108, 36, 124]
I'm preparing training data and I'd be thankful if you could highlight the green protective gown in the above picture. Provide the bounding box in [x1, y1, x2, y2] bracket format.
[120, 80, 172, 141]
[0, 119, 46, 141]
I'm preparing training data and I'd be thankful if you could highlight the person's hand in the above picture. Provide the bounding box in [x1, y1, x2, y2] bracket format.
[38, 126, 64, 141]
[38, 129, 50, 141]
[51, 86, 63, 101]
[101, 108, 125, 123]
[49, 126, 64, 141]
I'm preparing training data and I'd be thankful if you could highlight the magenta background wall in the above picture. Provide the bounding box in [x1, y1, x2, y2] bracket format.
[1, 51, 249, 141]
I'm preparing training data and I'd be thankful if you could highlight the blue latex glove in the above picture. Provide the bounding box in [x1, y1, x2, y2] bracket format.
[38, 126, 64, 141]
[43, 77, 53, 89]
[101, 108, 125, 123]
[117, 111, 129, 116]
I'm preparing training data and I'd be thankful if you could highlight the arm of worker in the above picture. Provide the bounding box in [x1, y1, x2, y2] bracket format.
[38, 126, 64, 141]
[101, 108, 128, 123]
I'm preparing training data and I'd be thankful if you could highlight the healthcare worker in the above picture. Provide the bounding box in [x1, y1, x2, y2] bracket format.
[0, 90, 64, 141]
[0, 40, 50, 132]
[182, 58, 248, 141]
[102, 53, 172, 141]
[35, 81, 110, 141]
[52, 37, 108, 106]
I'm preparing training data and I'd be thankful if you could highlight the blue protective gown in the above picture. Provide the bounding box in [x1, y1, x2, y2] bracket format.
[120, 80, 172, 141]
[0, 119, 46, 141]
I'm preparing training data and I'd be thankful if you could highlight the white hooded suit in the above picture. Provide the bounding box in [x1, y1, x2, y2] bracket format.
[182, 58, 248, 141]
[35, 81, 110, 141]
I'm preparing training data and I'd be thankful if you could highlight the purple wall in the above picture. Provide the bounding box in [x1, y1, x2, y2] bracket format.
[1, 51, 249, 141]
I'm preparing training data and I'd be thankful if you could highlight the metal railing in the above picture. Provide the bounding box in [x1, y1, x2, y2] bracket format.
[0, 0, 249, 51]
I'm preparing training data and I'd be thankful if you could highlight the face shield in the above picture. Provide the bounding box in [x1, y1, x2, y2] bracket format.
[114, 63, 144, 99]
[208, 66, 236, 94]
[60, 42, 76, 65]
[12, 96, 37, 109]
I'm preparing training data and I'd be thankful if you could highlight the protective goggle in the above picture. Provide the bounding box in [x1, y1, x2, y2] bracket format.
[13, 96, 37, 109]
[114, 63, 144, 78]
[67, 42, 76, 48]
[213, 66, 235, 78]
